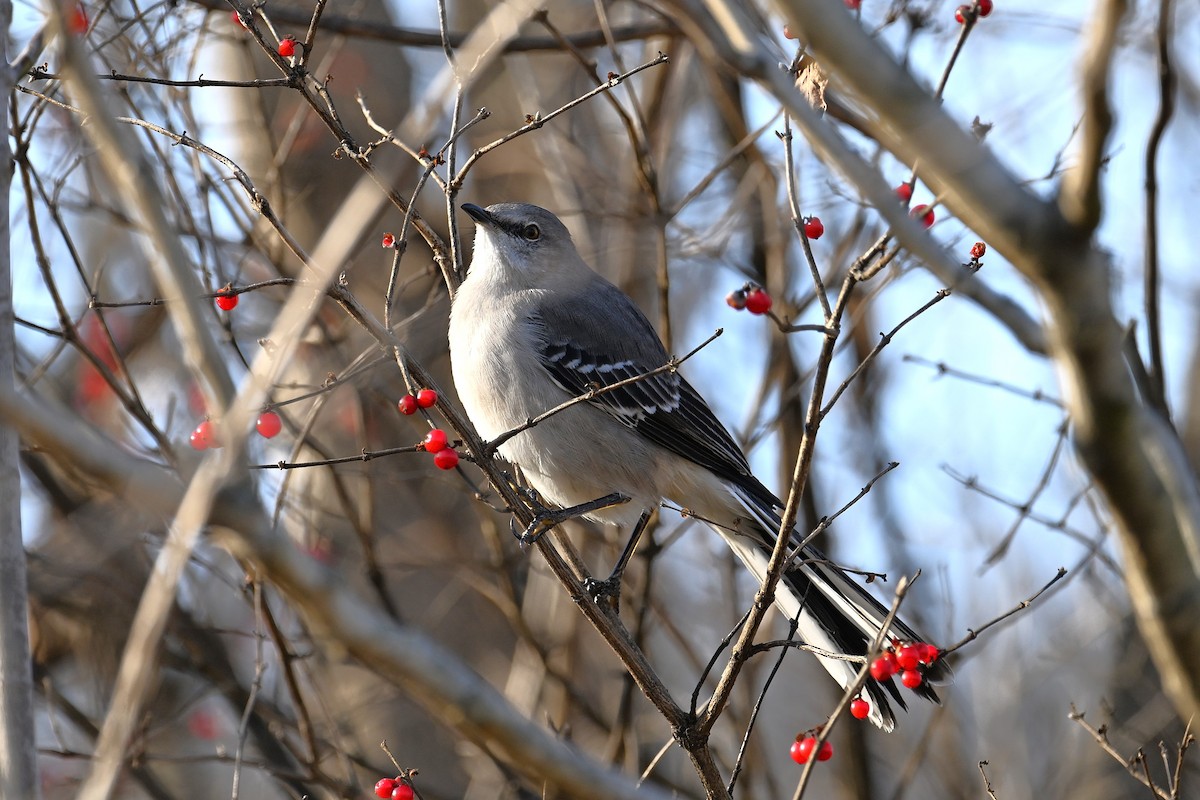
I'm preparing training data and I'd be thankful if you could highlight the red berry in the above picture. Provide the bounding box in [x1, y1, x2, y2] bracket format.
[416, 388, 438, 408]
[397, 394, 418, 415]
[189, 419, 219, 450]
[391, 785, 414, 800]
[382, 233, 396, 248]
[850, 698, 870, 719]
[802, 216, 824, 240]
[970, 241, 986, 260]
[869, 651, 898, 681]
[816, 740, 834, 762]
[896, 644, 922, 671]
[895, 183, 914, 203]
[433, 449, 459, 470]
[188, 426, 208, 451]
[919, 643, 940, 664]
[783, 24, 797, 40]
[744, 287, 772, 315]
[216, 290, 238, 311]
[790, 737, 816, 764]
[423, 428, 448, 453]
[845, 0, 861, 8]
[725, 289, 747, 310]
[901, 669, 924, 689]
[955, 4, 971, 23]
[255, 410, 282, 439]
[277, 37, 296, 57]
[230, 9, 245, 28]
[186, 709, 219, 740]
[374, 778, 398, 799]
[911, 204, 935, 228]
[977, 0, 993, 16]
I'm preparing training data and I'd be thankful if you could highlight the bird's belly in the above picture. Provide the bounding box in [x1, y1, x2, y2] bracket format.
[450, 303, 660, 528]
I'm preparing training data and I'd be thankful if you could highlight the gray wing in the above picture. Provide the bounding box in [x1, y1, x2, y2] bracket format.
[529, 279, 768, 495]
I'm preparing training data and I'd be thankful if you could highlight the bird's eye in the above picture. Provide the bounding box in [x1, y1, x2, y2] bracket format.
[522, 224, 541, 241]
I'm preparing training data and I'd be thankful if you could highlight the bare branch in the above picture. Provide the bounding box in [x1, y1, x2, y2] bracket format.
[0, 385, 677, 800]
[1142, 0, 1178, 410]
[941, 568, 1067, 658]
[1057, 0, 1127, 231]
[1068, 707, 1171, 800]
[187, 0, 677, 51]
[978, 760, 1000, 800]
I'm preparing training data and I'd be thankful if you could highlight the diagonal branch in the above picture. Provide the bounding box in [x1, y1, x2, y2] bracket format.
[1058, 0, 1127, 231]
[1142, 0, 1178, 411]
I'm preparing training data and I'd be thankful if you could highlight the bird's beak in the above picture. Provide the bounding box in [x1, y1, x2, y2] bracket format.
[462, 203, 494, 227]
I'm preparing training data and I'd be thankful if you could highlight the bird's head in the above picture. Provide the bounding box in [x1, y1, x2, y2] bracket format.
[462, 202, 586, 288]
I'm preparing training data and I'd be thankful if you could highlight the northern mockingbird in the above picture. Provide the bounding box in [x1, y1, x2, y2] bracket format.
[449, 202, 943, 730]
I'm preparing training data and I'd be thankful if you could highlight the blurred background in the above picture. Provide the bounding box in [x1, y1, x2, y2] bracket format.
[6, 0, 1199, 797]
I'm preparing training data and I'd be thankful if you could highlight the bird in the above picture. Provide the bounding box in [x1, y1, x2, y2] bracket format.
[448, 201, 943, 730]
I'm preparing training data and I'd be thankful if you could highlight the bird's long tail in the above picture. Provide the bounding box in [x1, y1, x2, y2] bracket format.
[711, 482, 947, 731]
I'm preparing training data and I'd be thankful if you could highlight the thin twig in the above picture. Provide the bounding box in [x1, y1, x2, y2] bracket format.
[450, 52, 670, 192]
[940, 568, 1067, 658]
[1142, 0, 1176, 411]
[819, 288, 951, 420]
[980, 421, 1070, 569]
[901, 354, 1063, 407]
[230, 579, 266, 799]
[779, 116, 831, 321]
[727, 615, 800, 793]
[1068, 707, 1170, 800]
[786, 461, 899, 566]
[978, 760, 999, 800]
[30, 68, 292, 88]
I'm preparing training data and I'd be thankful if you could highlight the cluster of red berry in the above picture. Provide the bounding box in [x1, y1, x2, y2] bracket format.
[955, 0, 994, 23]
[397, 390, 459, 470]
[788, 641, 939, 766]
[397, 389, 438, 416]
[869, 640, 940, 689]
[790, 733, 833, 764]
[189, 410, 282, 451]
[725, 283, 773, 315]
[788, 693, 877, 765]
[421, 428, 458, 469]
[373, 777, 414, 800]
[895, 183, 936, 228]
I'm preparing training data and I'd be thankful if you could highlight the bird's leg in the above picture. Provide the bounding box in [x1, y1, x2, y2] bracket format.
[513, 492, 630, 547]
[584, 509, 652, 613]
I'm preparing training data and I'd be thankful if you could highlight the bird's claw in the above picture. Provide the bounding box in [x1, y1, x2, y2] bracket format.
[583, 574, 622, 613]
